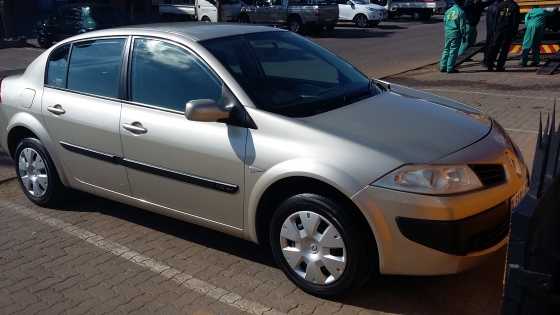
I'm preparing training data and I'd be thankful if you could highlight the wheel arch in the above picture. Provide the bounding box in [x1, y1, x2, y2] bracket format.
[5, 113, 70, 186]
[287, 13, 303, 24]
[247, 161, 379, 269]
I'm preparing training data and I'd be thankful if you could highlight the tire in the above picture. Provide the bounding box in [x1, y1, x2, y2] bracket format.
[353, 14, 369, 28]
[416, 10, 432, 21]
[269, 193, 377, 297]
[14, 138, 66, 207]
[287, 16, 304, 33]
[201, 16, 211, 22]
[239, 14, 250, 23]
[37, 34, 52, 48]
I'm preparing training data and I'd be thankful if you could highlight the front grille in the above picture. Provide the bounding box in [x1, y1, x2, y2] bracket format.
[470, 164, 506, 187]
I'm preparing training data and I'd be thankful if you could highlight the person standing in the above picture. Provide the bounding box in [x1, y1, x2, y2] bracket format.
[520, 7, 552, 66]
[485, 0, 520, 71]
[459, 0, 484, 55]
[440, 0, 467, 73]
[482, 0, 499, 66]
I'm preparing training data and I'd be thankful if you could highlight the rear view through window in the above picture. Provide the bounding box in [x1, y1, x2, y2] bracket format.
[46, 44, 70, 88]
[67, 38, 126, 98]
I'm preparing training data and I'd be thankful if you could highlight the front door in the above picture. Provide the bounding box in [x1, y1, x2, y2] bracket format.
[120, 37, 247, 229]
[41, 37, 130, 194]
[338, 2, 353, 20]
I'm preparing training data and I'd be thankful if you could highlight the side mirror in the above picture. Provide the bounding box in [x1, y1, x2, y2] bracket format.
[185, 99, 231, 123]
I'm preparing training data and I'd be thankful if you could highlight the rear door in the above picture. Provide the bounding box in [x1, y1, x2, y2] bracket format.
[119, 37, 247, 229]
[41, 38, 130, 195]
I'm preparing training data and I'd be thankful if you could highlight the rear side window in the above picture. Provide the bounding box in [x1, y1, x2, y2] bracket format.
[129, 38, 222, 112]
[46, 44, 70, 88]
[67, 38, 126, 98]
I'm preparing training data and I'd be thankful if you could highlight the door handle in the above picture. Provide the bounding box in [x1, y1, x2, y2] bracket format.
[47, 104, 66, 115]
[122, 122, 148, 134]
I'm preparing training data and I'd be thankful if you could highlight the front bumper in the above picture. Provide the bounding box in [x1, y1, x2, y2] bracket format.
[366, 10, 387, 21]
[352, 124, 528, 275]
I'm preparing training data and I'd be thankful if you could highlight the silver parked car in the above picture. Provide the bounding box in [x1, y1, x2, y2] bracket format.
[0, 23, 527, 297]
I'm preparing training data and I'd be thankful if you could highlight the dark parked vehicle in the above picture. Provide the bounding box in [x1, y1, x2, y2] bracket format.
[37, 4, 128, 48]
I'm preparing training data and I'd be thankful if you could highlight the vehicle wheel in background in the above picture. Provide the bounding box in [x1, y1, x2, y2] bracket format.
[416, 10, 432, 21]
[369, 20, 380, 27]
[14, 138, 66, 207]
[288, 16, 304, 33]
[239, 13, 250, 23]
[353, 14, 369, 28]
[269, 193, 377, 297]
[201, 16, 211, 22]
[37, 37, 52, 49]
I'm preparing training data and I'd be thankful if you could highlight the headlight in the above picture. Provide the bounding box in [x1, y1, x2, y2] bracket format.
[373, 164, 483, 195]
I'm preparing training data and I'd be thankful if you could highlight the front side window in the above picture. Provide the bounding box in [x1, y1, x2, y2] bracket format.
[203, 31, 377, 117]
[130, 38, 222, 112]
[46, 44, 70, 88]
[67, 38, 126, 98]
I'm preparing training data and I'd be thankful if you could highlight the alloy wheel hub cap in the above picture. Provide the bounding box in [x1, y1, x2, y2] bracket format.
[18, 148, 48, 197]
[279, 211, 347, 285]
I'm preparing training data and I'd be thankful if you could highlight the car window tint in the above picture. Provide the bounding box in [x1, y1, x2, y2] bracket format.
[248, 37, 338, 84]
[130, 38, 222, 112]
[67, 38, 125, 98]
[46, 44, 70, 88]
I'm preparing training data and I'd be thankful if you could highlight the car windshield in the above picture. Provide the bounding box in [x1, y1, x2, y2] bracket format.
[352, 0, 370, 4]
[202, 31, 379, 117]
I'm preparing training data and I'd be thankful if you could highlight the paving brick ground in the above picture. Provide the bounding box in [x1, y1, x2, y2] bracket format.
[0, 46, 558, 315]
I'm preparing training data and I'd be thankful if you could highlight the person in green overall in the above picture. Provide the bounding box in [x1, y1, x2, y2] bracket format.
[440, 0, 467, 73]
[520, 7, 552, 66]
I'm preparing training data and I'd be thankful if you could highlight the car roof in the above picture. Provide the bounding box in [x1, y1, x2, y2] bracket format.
[78, 22, 283, 42]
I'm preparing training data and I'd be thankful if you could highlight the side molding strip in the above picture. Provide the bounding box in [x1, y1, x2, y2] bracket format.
[59, 141, 239, 194]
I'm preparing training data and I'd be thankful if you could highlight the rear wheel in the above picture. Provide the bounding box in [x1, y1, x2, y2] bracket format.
[201, 16, 211, 22]
[288, 16, 304, 33]
[269, 193, 377, 297]
[239, 13, 250, 23]
[353, 14, 369, 28]
[37, 34, 53, 48]
[15, 138, 66, 207]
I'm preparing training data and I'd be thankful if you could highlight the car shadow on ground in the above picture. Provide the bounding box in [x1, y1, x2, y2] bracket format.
[44, 188, 505, 315]
[0, 39, 38, 49]
[311, 28, 395, 39]
[387, 17, 443, 25]
[335, 23, 408, 30]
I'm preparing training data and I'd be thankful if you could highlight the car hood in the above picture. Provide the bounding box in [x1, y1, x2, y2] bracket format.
[298, 91, 491, 164]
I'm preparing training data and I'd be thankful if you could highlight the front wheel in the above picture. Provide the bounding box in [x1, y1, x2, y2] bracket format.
[15, 138, 66, 207]
[353, 14, 369, 28]
[269, 194, 377, 297]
